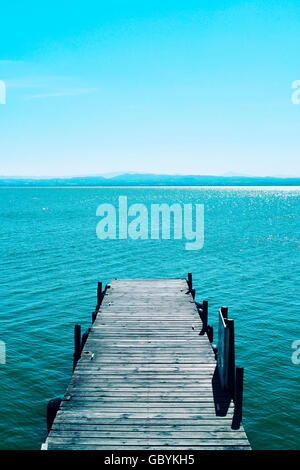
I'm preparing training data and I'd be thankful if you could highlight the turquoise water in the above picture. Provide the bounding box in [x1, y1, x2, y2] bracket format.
[0, 187, 299, 450]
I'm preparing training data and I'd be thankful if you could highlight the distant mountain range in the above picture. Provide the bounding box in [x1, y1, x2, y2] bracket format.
[0, 173, 299, 186]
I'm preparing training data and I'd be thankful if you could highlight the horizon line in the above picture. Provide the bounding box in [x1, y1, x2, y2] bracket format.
[0, 173, 299, 179]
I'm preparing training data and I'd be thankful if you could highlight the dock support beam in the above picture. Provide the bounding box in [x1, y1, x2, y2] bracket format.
[232, 367, 244, 429]
[207, 325, 213, 343]
[187, 273, 192, 292]
[227, 319, 235, 398]
[73, 324, 81, 371]
[47, 397, 62, 433]
[187, 273, 196, 298]
[81, 328, 91, 353]
[221, 306, 228, 319]
[199, 300, 208, 335]
[96, 282, 102, 310]
[196, 299, 213, 341]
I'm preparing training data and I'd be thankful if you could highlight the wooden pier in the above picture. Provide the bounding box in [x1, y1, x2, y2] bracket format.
[43, 276, 251, 450]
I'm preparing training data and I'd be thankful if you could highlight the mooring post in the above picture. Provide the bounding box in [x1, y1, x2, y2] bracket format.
[226, 319, 235, 398]
[232, 367, 244, 430]
[92, 310, 97, 323]
[47, 397, 62, 433]
[221, 306, 228, 319]
[203, 300, 208, 330]
[199, 300, 208, 335]
[81, 328, 91, 353]
[97, 282, 102, 309]
[187, 273, 192, 292]
[73, 324, 81, 371]
[207, 325, 213, 343]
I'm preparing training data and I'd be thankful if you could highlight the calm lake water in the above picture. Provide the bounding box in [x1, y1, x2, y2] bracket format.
[0, 187, 299, 450]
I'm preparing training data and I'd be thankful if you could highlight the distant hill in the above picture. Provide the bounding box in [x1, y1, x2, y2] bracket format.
[0, 174, 299, 186]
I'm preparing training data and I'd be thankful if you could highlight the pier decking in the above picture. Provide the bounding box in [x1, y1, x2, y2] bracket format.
[44, 277, 251, 450]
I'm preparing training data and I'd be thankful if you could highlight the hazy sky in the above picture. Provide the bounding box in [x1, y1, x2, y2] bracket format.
[0, 0, 299, 177]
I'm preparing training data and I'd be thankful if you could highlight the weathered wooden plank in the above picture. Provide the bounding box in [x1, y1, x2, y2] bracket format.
[68, 380, 216, 386]
[53, 417, 235, 425]
[80, 344, 211, 348]
[47, 444, 250, 450]
[46, 437, 250, 446]
[71, 375, 216, 380]
[62, 396, 228, 404]
[78, 355, 215, 360]
[91, 328, 202, 332]
[69, 376, 216, 382]
[49, 430, 248, 440]
[55, 411, 232, 418]
[80, 354, 212, 358]
[60, 403, 230, 410]
[76, 363, 215, 367]
[67, 386, 215, 391]
[74, 365, 216, 372]
[64, 390, 222, 397]
[51, 424, 244, 432]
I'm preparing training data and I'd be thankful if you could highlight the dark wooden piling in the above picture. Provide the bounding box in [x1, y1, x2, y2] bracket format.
[207, 325, 214, 343]
[73, 324, 81, 372]
[96, 281, 102, 309]
[187, 272, 192, 291]
[226, 319, 235, 398]
[46, 398, 62, 433]
[217, 308, 237, 403]
[221, 306, 228, 319]
[81, 328, 90, 353]
[202, 300, 208, 330]
[198, 300, 208, 335]
[232, 367, 244, 430]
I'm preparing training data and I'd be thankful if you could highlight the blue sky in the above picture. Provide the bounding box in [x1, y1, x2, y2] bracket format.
[0, 0, 299, 177]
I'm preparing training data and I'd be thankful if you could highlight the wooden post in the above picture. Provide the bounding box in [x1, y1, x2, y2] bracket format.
[207, 325, 213, 343]
[187, 273, 192, 292]
[81, 328, 90, 353]
[218, 308, 235, 393]
[97, 282, 102, 309]
[73, 324, 81, 371]
[47, 397, 62, 433]
[232, 367, 244, 430]
[203, 300, 208, 330]
[221, 306, 228, 319]
[217, 308, 229, 389]
[199, 300, 208, 335]
[191, 288, 196, 299]
[226, 319, 235, 398]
